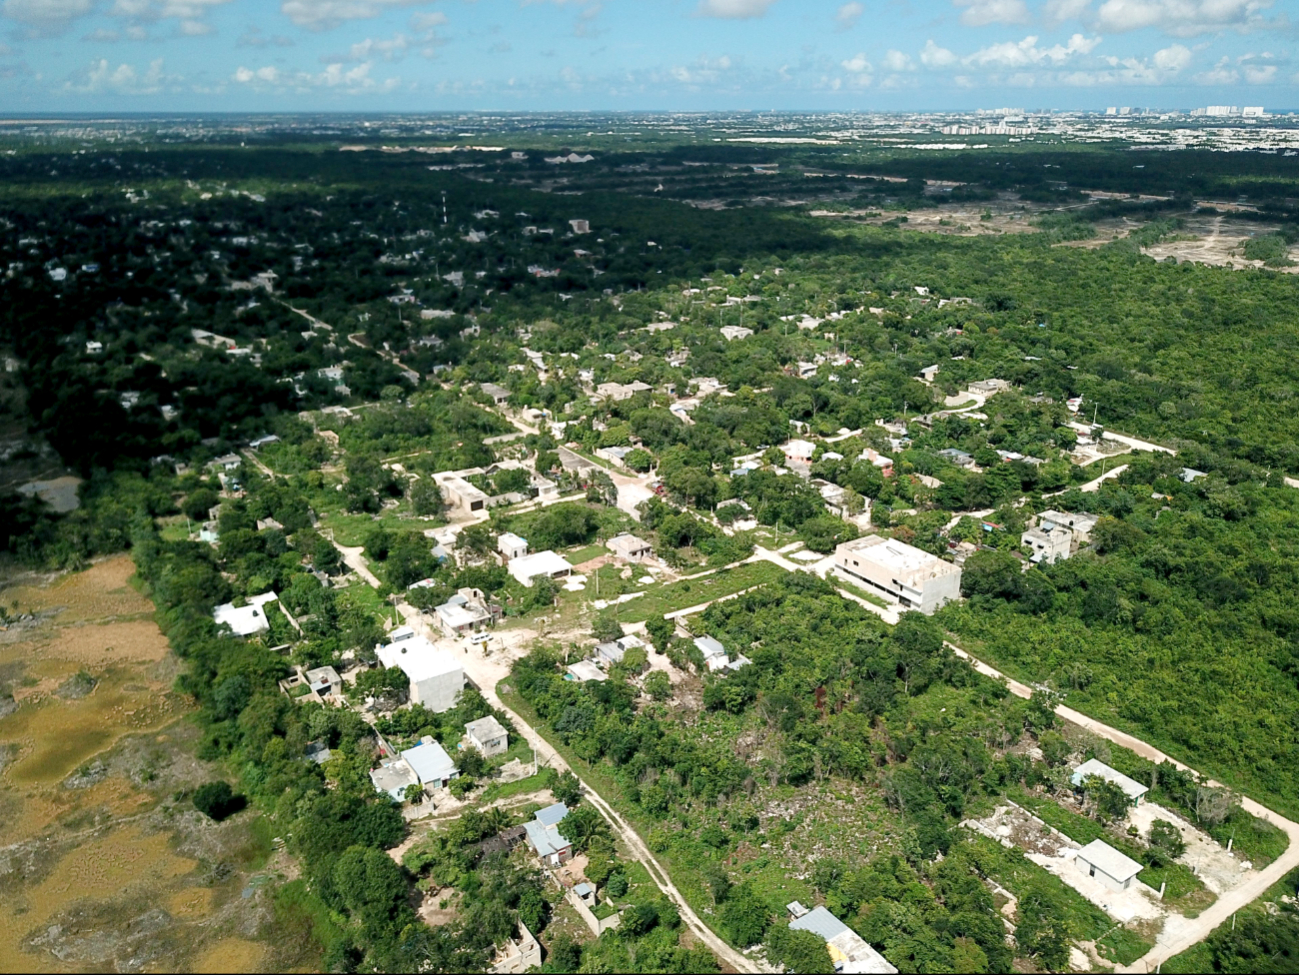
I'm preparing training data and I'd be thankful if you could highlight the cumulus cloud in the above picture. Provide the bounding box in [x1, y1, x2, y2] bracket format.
[1095, 0, 1272, 36]
[65, 55, 175, 92]
[1043, 0, 1090, 24]
[840, 52, 872, 86]
[882, 49, 914, 71]
[953, 0, 1030, 27]
[1193, 57, 1238, 83]
[834, 1, 862, 29]
[328, 32, 410, 62]
[409, 10, 444, 30]
[106, 0, 233, 38]
[237, 25, 293, 47]
[1151, 42, 1190, 71]
[233, 59, 400, 92]
[964, 33, 1099, 68]
[1238, 52, 1283, 83]
[1038, 41, 1194, 85]
[281, 0, 442, 31]
[920, 39, 959, 67]
[841, 52, 871, 73]
[2, 0, 94, 37]
[695, 0, 778, 19]
[669, 53, 734, 84]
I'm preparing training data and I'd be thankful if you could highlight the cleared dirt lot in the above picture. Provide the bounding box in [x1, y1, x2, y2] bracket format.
[1142, 213, 1298, 270]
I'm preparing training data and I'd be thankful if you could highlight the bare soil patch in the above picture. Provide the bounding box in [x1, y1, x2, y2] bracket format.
[0, 558, 280, 973]
[15, 556, 155, 622]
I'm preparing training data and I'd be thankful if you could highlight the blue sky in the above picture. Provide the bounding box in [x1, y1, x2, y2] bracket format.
[0, 0, 1293, 111]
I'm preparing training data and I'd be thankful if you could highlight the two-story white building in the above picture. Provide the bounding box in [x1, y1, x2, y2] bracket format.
[833, 536, 962, 615]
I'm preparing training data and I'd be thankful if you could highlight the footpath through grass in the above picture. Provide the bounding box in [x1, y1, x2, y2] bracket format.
[619, 560, 788, 621]
[498, 682, 725, 936]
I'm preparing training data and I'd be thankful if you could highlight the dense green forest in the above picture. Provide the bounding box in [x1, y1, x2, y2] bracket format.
[509, 576, 1175, 970]
[5, 126, 1299, 972]
[945, 450, 1299, 816]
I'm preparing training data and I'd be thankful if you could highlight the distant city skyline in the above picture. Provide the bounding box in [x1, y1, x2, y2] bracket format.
[0, 0, 1293, 111]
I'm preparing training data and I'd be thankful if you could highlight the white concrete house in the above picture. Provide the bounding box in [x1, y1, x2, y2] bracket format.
[606, 533, 652, 561]
[370, 760, 419, 802]
[464, 715, 509, 757]
[833, 536, 962, 615]
[1022, 525, 1073, 564]
[1038, 510, 1099, 544]
[498, 531, 529, 560]
[213, 592, 278, 637]
[1071, 759, 1150, 807]
[782, 439, 816, 467]
[305, 665, 342, 697]
[375, 628, 465, 712]
[508, 550, 572, 587]
[439, 475, 490, 514]
[480, 382, 510, 405]
[788, 904, 897, 973]
[402, 738, 459, 789]
[1075, 839, 1144, 892]
[693, 635, 751, 674]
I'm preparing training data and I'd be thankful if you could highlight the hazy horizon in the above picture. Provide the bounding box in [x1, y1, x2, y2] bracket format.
[0, 0, 1293, 114]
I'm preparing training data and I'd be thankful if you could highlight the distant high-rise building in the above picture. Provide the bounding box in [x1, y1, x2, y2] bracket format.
[1242, 106, 1266, 117]
[1105, 107, 1118, 115]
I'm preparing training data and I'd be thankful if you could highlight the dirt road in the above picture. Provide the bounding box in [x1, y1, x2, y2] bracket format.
[333, 542, 385, 589]
[946, 642, 1299, 973]
[387, 597, 760, 972]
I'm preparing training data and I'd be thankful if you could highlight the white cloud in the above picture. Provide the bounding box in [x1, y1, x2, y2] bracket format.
[695, 0, 777, 19]
[1055, 44, 1202, 85]
[963, 33, 1099, 68]
[1152, 42, 1190, 71]
[96, 0, 232, 38]
[65, 55, 173, 93]
[281, 0, 442, 31]
[668, 53, 734, 84]
[834, 1, 862, 29]
[329, 32, 410, 62]
[233, 64, 279, 82]
[954, 0, 1030, 27]
[882, 49, 913, 71]
[237, 25, 293, 47]
[920, 39, 958, 67]
[2, 0, 93, 36]
[1095, 0, 1272, 36]
[1238, 52, 1283, 83]
[1194, 57, 1238, 83]
[410, 10, 444, 30]
[1043, 0, 1090, 24]
[840, 52, 871, 86]
[233, 59, 400, 92]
